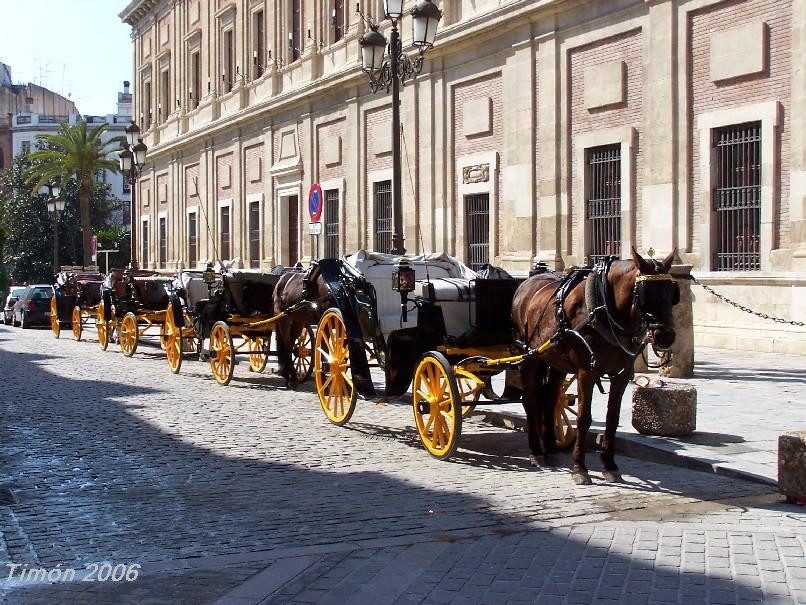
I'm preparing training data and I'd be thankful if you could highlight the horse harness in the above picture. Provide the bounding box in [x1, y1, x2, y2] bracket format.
[524, 257, 678, 373]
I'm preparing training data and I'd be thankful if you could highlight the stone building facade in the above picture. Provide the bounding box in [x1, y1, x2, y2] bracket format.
[120, 0, 806, 353]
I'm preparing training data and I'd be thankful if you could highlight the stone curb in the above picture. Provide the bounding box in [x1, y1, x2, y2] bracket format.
[473, 410, 778, 488]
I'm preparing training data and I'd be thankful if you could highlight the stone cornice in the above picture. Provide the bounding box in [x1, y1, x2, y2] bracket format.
[119, 0, 166, 26]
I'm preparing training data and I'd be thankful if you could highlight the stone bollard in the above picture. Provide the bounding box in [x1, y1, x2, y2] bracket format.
[778, 432, 806, 504]
[632, 382, 697, 436]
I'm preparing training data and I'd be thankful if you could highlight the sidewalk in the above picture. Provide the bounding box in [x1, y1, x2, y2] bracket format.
[473, 346, 806, 486]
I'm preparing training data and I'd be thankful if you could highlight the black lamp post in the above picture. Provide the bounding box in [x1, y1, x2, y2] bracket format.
[119, 122, 148, 269]
[359, 0, 442, 254]
[41, 181, 65, 273]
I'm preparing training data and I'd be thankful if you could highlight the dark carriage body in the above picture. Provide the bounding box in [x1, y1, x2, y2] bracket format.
[52, 270, 104, 323]
[191, 269, 284, 338]
[101, 268, 171, 319]
[316, 251, 522, 398]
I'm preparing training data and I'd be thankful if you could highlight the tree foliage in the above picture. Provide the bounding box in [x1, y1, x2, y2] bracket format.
[23, 120, 123, 266]
[0, 151, 124, 285]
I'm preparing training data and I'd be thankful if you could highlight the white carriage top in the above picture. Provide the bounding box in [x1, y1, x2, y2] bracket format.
[342, 250, 480, 340]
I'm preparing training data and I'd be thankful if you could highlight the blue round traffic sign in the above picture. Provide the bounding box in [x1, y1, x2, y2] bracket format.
[308, 183, 323, 222]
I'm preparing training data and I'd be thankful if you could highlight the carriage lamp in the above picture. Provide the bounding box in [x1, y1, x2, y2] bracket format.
[393, 258, 416, 323]
[203, 262, 217, 294]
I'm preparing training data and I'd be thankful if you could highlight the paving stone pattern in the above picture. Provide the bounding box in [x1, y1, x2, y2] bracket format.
[0, 326, 803, 604]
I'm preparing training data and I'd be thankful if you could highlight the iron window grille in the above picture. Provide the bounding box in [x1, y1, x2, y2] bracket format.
[325, 189, 340, 259]
[220, 206, 231, 261]
[374, 181, 393, 254]
[713, 122, 762, 271]
[465, 194, 490, 273]
[586, 144, 622, 265]
[291, 0, 302, 61]
[159, 217, 167, 268]
[249, 201, 261, 268]
[188, 213, 198, 267]
[141, 221, 149, 267]
[288, 196, 299, 266]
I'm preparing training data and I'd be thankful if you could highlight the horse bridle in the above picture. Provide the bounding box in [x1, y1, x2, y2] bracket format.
[633, 272, 679, 332]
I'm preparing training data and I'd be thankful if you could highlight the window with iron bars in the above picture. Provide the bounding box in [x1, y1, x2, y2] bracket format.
[141, 220, 149, 267]
[188, 212, 198, 267]
[465, 194, 489, 273]
[586, 144, 622, 265]
[374, 180, 392, 253]
[159, 217, 167, 268]
[288, 196, 299, 266]
[713, 122, 761, 271]
[249, 201, 261, 268]
[220, 206, 231, 261]
[324, 189, 339, 259]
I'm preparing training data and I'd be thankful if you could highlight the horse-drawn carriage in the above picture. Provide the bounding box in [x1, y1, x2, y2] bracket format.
[163, 266, 315, 385]
[51, 268, 104, 341]
[312, 248, 679, 478]
[96, 268, 173, 356]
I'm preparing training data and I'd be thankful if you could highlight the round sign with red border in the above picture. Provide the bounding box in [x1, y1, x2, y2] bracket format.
[308, 183, 323, 222]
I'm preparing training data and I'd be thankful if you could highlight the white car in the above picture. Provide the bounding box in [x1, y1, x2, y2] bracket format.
[3, 286, 26, 326]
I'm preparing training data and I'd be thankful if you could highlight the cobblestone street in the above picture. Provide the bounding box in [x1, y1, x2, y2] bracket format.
[0, 325, 804, 604]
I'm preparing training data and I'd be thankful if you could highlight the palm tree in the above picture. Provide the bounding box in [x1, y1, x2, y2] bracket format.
[24, 121, 123, 267]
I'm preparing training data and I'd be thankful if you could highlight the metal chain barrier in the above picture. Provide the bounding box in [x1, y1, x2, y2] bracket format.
[687, 275, 806, 327]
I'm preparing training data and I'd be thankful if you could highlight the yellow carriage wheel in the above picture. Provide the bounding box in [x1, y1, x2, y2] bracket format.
[209, 321, 235, 385]
[71, 306, 83, 341]
[412, 352, 462, 460]
[248, 337, 268, 373]
[119, 312, 139, 358]
[455, 367, 483, 419]
[97, 301, 110, 351]
[164, 306, 183, 374]
[293, 326, 314, 383]
[50, 297, 60, 339]
[159, 318, 169, 350]
[554, 377, 578, 449]
[314, 309, 356, 426]
[182, 311, 197, 353]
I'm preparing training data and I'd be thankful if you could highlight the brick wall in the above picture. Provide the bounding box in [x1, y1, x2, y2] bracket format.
[140, 177, 151, 212]
[365, 105, 393, 173]
[689, 0, 792, 253]
[216, 152, 233, 199]
[244, 144, 264, 195]
[185, 163, 200, 201]
[452, 72, 503, 158]
[452, 71, 503, 256]
[157, 173, 169, 207]
[569, 29, 644, 255]
[317, 118, 346, 182]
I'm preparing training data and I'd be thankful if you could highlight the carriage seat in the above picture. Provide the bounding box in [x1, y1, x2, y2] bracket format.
[415, 278, 475, 338]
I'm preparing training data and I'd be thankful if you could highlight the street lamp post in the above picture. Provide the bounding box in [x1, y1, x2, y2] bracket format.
[119, 123, 148, 269]
[359, 0, 442, 255]
[41, 181, 65, 274]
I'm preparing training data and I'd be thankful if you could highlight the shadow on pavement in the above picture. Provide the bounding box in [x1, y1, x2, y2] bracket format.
[0, 329, 784, 604]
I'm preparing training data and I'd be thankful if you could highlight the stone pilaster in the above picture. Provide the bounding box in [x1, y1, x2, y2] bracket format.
[535, 30, 563, 269]
[642, 0, 677, 257]
[791, 0, 806, 270]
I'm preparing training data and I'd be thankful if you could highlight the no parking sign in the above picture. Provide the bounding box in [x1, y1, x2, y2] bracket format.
[308, 183, 323, 222]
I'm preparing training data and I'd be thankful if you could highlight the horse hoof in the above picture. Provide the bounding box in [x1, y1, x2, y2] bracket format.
[572, 471, 592, 486]
[602, 471, 624, 483]
[529, 455, 545, 467]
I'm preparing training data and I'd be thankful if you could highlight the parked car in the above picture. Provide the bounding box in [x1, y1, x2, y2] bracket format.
[12, 285, 54, 329]
[3, 286, 27, 325]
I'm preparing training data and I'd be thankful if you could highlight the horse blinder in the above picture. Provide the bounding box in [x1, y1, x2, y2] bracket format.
[635, 274, 679, 327]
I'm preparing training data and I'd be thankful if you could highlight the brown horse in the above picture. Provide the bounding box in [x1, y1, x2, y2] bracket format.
[511, 248, 678, 485]
[272, 269, 332, 387]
